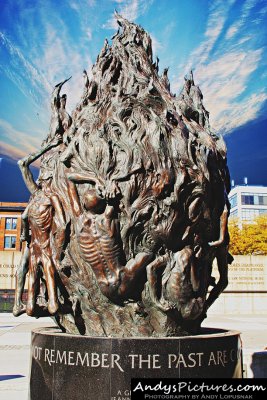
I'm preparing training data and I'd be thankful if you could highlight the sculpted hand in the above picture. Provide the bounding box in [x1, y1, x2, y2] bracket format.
[48, 134, 62, 148]
[105, 181, 121, 200]
[155, 299, 175, 312]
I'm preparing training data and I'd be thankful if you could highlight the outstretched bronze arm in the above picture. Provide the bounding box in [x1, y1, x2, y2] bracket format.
[18, 136, 62, 194]
[67, 172, 104, 186]
[209, 206, 228, 247]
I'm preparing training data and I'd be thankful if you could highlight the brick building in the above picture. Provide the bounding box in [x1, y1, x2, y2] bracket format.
[0, 202, 28, 311]
[0, 202, 28, 251]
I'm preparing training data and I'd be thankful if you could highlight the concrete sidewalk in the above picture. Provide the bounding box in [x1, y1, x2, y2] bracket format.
[0, 313, 266, 400]
[0, 313, 56, 400]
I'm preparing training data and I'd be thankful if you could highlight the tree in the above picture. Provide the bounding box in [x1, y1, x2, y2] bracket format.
[228, 215, 267, 255]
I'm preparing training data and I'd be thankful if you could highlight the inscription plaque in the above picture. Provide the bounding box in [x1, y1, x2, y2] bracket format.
[30, 328, 242, 400]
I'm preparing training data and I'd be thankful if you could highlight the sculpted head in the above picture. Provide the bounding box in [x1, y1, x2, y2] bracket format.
[83, 190, 106, 213]
[60, 94, 67, 109]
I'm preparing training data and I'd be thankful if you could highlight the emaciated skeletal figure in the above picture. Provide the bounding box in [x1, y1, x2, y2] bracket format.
[67, 177, 152, 304]
[146, 247, 203, 318]
[13, 79, 70, 316]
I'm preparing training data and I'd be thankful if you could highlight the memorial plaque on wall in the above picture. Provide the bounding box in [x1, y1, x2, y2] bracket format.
[213, 255, 267, 292]
[0, 251, 21, 290]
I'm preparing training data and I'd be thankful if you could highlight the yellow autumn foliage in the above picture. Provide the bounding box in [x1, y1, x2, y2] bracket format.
[228, 215, 267, 255]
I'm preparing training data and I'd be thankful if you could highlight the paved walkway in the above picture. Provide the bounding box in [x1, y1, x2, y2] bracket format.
[0, 313, 56, 400]
[0, 313, 266, 399]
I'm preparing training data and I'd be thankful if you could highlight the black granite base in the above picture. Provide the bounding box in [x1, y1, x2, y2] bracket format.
[251, 351, 267, 378]
[29, 327, 243, 400]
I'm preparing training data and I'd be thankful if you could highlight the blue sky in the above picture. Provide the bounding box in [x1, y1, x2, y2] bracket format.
[0, 0, 267, 163]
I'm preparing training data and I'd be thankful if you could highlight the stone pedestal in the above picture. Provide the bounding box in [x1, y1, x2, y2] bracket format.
[29, 327, 242, 400]
[251, 351, 267, 378]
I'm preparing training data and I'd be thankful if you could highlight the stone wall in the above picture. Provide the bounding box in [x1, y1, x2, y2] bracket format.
[0, 250, 21, 290]
[210, 255, 267, 315]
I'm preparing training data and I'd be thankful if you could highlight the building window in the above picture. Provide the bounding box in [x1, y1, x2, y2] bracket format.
[5, 218, 17, 230]
[241, 195, 254, 205]
[241, 209, 262, 221]
[259, 209, 267, 215]
[229, 194, 237, 208]
[4, 236, 16, 249]
[230, 209, 238, 218]
[258, 196, 267, 206]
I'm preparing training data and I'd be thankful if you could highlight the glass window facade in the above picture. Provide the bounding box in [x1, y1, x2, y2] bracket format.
[228, 188, 267, 224]
[5, 218, 17, 230]
[241, 195, 254, 205]
[230, 209, 238, 218]
[229, 194, 237, 208]
[4, 236, 16, 249]
[5, 218, 11, 229]
[241, 209, 267, 221]
[241, 194, 267, 206]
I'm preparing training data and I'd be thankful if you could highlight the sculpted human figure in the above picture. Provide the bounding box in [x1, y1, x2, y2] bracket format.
[13, 230, 49, 317]
[14, 79, 73, 315]
[46, 77, 71, 141]
[146, 246, 203, 319]
[14, 164, 66, 315]
[203, 201, 231, 318]
[26, 178, 65, 315]
[176, 70, 210, 129]
[16, 145, 66, 315]
[59, 93, 72, 131]
[199, 152, 232, 319]
[161, 68, 170, 91]
[67, 175, 153, 303]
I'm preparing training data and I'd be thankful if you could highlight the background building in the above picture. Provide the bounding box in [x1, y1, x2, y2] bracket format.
[0, 202, 27, 251]
[0, 202, 27, 311]
[229, 184, 267, 223]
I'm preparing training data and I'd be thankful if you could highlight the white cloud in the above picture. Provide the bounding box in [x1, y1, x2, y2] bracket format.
[0, 119, 43, 158]
[225, 0, 257, 40]
[190, 0, 235, 65]
[172, 0, 266, 134]
[0, 32, 51, 104]
[194, 48, 264, 132]
[174, 0, 236, 90]
[86, 28, 92, 41]
[237, 35, 252, 45]
[0, 141, 28, 160]
[150, 33, 162, 57]
[120, 0, 139, 21]
[194, 50, 264, 132]
[259, 4, 267, 15]
[31, 21, 93, 112]
[69, 1, 80, 12]
[225, 25, 238, 39]
[215, 92, 267, 133]
[104, 0, 154, 29]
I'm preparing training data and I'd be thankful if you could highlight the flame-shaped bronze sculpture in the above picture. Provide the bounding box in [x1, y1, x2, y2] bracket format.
[13, 15, 232, 337]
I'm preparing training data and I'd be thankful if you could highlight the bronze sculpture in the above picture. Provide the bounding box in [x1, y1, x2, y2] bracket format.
[14, 14, 232, 337]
